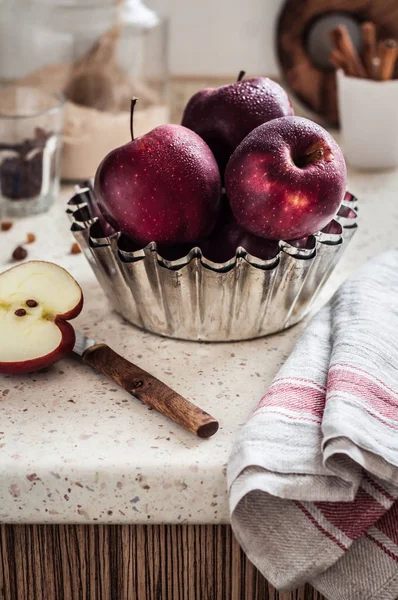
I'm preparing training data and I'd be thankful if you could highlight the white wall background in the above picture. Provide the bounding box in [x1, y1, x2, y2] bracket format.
[0, 0, 283, 81]
[148, 0, 283, 78]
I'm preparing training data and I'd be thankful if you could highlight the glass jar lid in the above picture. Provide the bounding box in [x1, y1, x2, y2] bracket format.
[121, 0, 159, 28]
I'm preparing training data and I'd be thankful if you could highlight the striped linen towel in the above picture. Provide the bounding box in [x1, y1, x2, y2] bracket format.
[228, 247, 398, 600]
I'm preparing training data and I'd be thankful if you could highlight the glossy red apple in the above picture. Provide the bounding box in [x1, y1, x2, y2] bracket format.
[201, 215, 280, 263]
[90, 200, 116, 238]
[225, 116, 347, 240]
[94, 100, 221, 246]
[0, 261, 83, 374]
[156, 242, 199, 262]
[181, 71, 294, 175]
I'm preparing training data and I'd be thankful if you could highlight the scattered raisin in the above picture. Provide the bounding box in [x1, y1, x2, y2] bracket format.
[35, 127, 47, 139]
[71, 242, 81, 255]
[1, 221, 13, 231]
[12, 246, 28, 261]
[26, 233, 36, 244]
[14, 308, 26, 317]
[26, 299, 38, 308]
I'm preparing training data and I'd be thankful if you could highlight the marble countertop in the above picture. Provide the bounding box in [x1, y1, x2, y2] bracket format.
[0, 170, 397, 525]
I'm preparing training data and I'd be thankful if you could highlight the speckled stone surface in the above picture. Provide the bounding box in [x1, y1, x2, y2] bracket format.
[0, 169, 397, 524]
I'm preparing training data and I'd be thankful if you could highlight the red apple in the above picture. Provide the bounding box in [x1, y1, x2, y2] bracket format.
[0, 261, 83, 374]
[181, 72, 294, 175]
[199, 191, 279, 263]
[201, 215, 280, 263]
[225, 116, 347, 240]
[94, 100, 221, 246]
[156, 242, 199, 261]
[90, 200, 116, 238]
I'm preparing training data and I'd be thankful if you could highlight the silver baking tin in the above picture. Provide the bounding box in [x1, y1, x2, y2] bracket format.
[67, 185, 358, 341]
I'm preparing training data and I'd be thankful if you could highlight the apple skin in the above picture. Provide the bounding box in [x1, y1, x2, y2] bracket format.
[225, 116, 347, 241]
[156, 242, 199, 261]
[181, 76, 294, 175]
[0, 261, 84, 375]
[90, 200, 116, 238]
[55, 296, 84, 321]
[201, 216, 280, 263]
[94, 124, 221, 246]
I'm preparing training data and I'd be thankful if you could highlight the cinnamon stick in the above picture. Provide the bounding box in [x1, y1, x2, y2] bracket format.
[378, 39, 398, 81]
[330, 25, 367, 78]
[361, 22, 377, 78]
[82, 344, 219, 438]
[329, 48, 349, 72]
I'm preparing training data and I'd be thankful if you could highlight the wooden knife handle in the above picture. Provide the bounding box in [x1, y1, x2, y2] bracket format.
[82, 344, 219, 438]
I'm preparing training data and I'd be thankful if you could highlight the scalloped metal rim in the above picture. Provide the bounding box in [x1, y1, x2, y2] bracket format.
[67, 187, 357, 273]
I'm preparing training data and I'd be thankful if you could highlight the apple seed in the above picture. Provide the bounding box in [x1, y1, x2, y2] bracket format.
[14, 308, 27, 317]
[26, 233, 36, 244]
[26, 299, 38, 308]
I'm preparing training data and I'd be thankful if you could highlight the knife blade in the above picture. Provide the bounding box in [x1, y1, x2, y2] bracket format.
[73, 331, 219, 438]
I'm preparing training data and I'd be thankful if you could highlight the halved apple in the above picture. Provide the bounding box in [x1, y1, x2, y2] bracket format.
[0, 261, 83, 374]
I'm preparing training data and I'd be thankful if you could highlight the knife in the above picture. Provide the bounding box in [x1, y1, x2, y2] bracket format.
[73, 331, 219, 439]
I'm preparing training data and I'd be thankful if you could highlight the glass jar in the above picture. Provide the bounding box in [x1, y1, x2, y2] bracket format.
[0, 0, 169, 181]
[0, 0, 168, 91]
[0, 86, 64, 217]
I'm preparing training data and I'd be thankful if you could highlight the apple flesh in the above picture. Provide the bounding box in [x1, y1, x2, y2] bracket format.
[181, 73, 294, 176]
[94, 102, 221, 246]
[0, 261, 83, 374]
[225, 116, 347, 240]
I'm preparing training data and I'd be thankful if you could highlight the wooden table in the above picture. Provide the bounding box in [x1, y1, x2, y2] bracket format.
[0, 524, 324, 599]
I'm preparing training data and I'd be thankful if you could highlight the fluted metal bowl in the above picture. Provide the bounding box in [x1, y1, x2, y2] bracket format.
[67, 186, 358, 341]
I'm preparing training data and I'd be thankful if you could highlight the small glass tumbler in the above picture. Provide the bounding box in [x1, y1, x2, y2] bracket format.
[0, 86, 64, 218]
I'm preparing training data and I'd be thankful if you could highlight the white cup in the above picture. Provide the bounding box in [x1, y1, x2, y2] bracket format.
[337, 69, 398, 170]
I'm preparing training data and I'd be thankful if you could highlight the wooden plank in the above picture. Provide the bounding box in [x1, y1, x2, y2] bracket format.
[0, 525, 325, 600]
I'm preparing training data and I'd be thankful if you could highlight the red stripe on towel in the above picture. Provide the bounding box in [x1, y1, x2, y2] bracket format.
[375, 503, 398, 547]
[257, 382, 325, 417]
[363, 472, 396, 503]
[293, 501, 348, 552]
[333, 363, 398, 398]
[328, 369, 398, 423]
[315, 488, 387, 541]
[365, 533, 398, 563]
[273, 376, 326, 391]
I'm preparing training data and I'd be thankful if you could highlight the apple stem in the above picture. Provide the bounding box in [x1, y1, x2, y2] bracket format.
[130, 98, 138, 141]
[295, 145, 326, 167]
[304, 147, 324, 165]
[237, 70, 246, 82]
